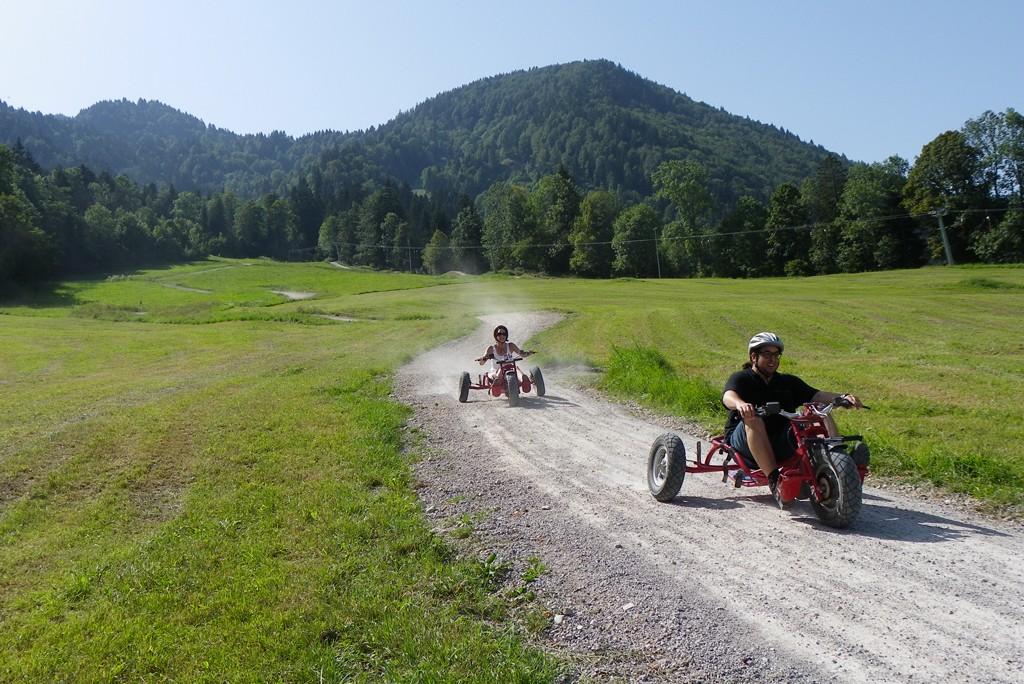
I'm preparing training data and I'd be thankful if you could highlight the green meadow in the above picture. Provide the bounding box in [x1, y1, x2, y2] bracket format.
[1, 258, 1021, 680]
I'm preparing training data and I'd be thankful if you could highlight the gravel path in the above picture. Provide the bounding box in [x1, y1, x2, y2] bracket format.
[395, 312, 1024, 683]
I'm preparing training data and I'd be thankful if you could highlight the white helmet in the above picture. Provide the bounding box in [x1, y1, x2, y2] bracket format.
[748, 332, 784, 354]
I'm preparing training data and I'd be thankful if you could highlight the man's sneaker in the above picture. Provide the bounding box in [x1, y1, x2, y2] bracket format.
[851, 442, 871, 467]
[768, 469, 790, 509]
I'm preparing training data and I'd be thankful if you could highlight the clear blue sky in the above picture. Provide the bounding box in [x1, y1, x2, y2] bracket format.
[2, 0, 1020, 164]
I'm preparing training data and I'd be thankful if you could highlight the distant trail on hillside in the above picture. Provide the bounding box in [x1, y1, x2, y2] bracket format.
[395, 312, 1023, 684]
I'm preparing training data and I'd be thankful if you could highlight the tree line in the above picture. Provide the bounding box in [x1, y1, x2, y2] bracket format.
[365, 107, 1024, 277]
[2, 108, 1021, 286]
[0, 138, 449, 283]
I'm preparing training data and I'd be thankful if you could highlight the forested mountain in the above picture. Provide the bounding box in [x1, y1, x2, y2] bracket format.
[365, 59, 837, 208]
[2, 60, 837, 209]
[0, 98, 350, 196]
[4, 59, 1019, 287]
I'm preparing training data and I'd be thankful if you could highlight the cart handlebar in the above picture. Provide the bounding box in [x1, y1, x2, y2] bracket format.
[757, 395, 868, 420]
[475, 352, 535, 363]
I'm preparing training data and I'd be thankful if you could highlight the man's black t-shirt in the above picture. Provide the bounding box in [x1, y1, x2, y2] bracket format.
[723, 368, 818, 436]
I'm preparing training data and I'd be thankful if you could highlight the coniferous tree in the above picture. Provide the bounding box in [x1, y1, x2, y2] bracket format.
[290, 175, 323, 246]
[354, 186, 403, 267]
[804, 154, 848, 225]
[206, 194, 228, 246]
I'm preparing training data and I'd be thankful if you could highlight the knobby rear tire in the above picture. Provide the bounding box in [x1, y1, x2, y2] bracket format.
[811, 446, 863, 528]
[458, 372, 470, 403]
[648, 433, 686, 502]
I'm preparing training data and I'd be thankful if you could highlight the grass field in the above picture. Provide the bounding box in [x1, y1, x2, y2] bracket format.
[0, 260, 557, 682]
[521, 268, 1024, 513]
[1, 258, 1021, 680]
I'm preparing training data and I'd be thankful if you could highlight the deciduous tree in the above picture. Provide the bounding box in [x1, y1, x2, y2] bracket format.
[317, 214, 341, 260]
[530, 166, 581, 274]
[569, 189, 618, 277]
[712, 196, 767, 278]
[652, 160, 713, 277]
[835, 157, 922, 271]
[422, 229, 451, 274]
[904, 131, 984, 261]
[480, 182, 535, 271]
[611, 204, 660, 277]
[449, 202, 485, 274]
[764, 183, 809, 276]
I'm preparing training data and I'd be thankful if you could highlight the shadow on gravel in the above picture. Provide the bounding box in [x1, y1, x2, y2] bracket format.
[788, 502, 1010, 541]
[513, 395, 580, 409]
[666, 496, 744, 511]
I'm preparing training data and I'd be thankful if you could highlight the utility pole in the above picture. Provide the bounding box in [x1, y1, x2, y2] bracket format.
[653, 228, 662, 278]
[933, 206, 954, 266]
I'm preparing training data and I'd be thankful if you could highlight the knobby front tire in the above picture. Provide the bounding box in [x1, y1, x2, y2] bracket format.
[506, 371, 520, 407]
[811, 447, 863, 528]
[530, 366, 545, 397]
[648, 433, 686, 502]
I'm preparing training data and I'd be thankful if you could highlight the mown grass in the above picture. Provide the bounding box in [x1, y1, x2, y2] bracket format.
[0, 261, 557, 682]
[1, 258, 1022, 680]
[515, 266, 1024, 514]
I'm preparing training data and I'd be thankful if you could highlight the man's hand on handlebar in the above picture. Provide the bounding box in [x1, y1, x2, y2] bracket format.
[736, 401, 756, 420]
[834, 394, 867, 410]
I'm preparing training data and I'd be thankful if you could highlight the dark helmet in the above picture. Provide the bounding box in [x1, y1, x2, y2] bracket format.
[748, 331, 784, 354]
[493, 325, 509, 339]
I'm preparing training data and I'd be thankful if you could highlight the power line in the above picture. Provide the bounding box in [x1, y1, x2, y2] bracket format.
[328, 205, 1017, 254]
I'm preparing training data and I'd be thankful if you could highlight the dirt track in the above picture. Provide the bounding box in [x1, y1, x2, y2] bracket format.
[396, 313, 1024, 683]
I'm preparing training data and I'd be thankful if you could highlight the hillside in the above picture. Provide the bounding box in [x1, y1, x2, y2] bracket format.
[0, 98, 350, 196]
[363, 59, 840, 205]
[1, 60, 841, 206]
